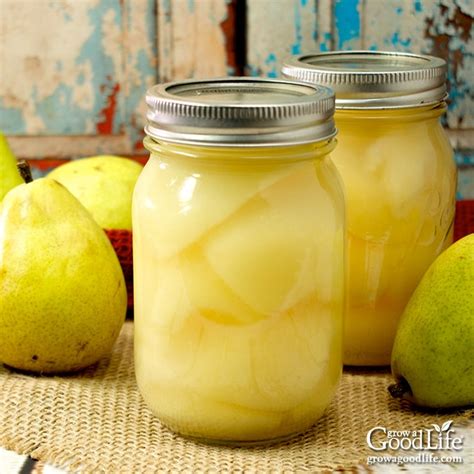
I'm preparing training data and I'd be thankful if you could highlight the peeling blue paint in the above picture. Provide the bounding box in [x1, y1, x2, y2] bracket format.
[446, 62, 470, 115]
[300, 0, 308, 6]
[187, 0, 195, 14]
[125, 0, 156, 148]
[413, 0, 423, 13]
[141, 50, 155, 88]
[75, 0, 122, 134]
[0, 99, 26, 134]
[457, 165, 474, 200]
[423, 23, 473, 123]
[1, 0, 127, 135]
[455, 150, 474, 166]
[291, 1, 303, 55]
[144, 0, 157, 66]
[390, 31, 412, 48]
[137, 49, 153, 79]
[396, 7, 403, 15]
[247, 64, 261, 77]
[36, 83, 89, 133]
[265, 53, 276, 64]
[264, 53, 278, 78]
[319, 32, 332, 52]
[319, 31, 332, 53]
[334, 0, 361, 49]
[313, 0, 320, 43]
[162, 0, 171, 21]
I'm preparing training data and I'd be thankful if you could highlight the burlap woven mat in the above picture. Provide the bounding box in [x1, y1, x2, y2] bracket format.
[0, 322, 472, 473]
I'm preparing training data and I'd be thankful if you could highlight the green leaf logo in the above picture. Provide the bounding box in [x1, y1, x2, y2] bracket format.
[442, 420, 453, 432]
[432, 424, 442, 433]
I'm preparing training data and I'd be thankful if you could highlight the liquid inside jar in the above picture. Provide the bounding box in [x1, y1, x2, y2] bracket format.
[133, 141, 344, 444]
[333, 106, 456, 366]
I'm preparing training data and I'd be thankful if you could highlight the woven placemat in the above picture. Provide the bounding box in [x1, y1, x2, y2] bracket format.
[0, 322, 472, 472]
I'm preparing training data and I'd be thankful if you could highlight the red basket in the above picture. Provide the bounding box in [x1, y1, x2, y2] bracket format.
[105, 229, 133, 318]
[454, 200, 474, 241]
[105, 200, 474, 318]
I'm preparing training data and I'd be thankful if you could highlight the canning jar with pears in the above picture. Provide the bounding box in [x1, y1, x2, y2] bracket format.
[283, 51, 457, 366]
[133, 78, 345, 444]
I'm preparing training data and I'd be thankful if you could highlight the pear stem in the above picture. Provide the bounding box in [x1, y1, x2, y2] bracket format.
[17, 160, 34, 184]
[388, 377, 412, 399]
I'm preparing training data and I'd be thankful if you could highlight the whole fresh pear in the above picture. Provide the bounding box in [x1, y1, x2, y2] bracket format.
[389, 234, 474, 408]
[0, 162, 127, 373]
[0, 132, 22, 201]
[48, 155, 143, 230]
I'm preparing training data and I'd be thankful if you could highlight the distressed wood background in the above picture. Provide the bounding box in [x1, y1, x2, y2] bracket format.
[0, 0, 473, 197]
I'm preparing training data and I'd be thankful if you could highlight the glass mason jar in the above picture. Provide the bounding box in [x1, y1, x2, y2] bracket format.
[133, 78, 345, 444]
[283, 51, 457, 366]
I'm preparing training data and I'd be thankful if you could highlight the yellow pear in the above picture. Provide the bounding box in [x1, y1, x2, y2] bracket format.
[48, 155, 143, 230]
[0, 163, 127, 373]
[390, 234, 474, 408]
[0, 132, 22, 201]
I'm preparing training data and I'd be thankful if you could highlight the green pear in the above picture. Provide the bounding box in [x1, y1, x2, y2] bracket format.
[0, 163, 127, 373]
[389, 234, 474, 408]
[0, 132, 23, 201]
[48, 155, 143, 230]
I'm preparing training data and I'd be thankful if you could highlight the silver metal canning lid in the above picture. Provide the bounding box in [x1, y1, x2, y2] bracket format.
[282, 51, 447, 109]
[145, 77, 335, 146]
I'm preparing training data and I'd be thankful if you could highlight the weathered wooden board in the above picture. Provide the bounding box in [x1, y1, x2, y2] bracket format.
[0, 0, 156, 156]
[363, 0, 474, 135]
[123, 0, 159, 151]
[246, 0, 473, 136]
[246, 0, 320, 77]
[1, 0, 239, 157]
[245, 0, 473, 197]
[1, 0, 473, 198]
[1, 0, 122, 136]
[245, 0, 365, 76]
[157, 0, 240, 81]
